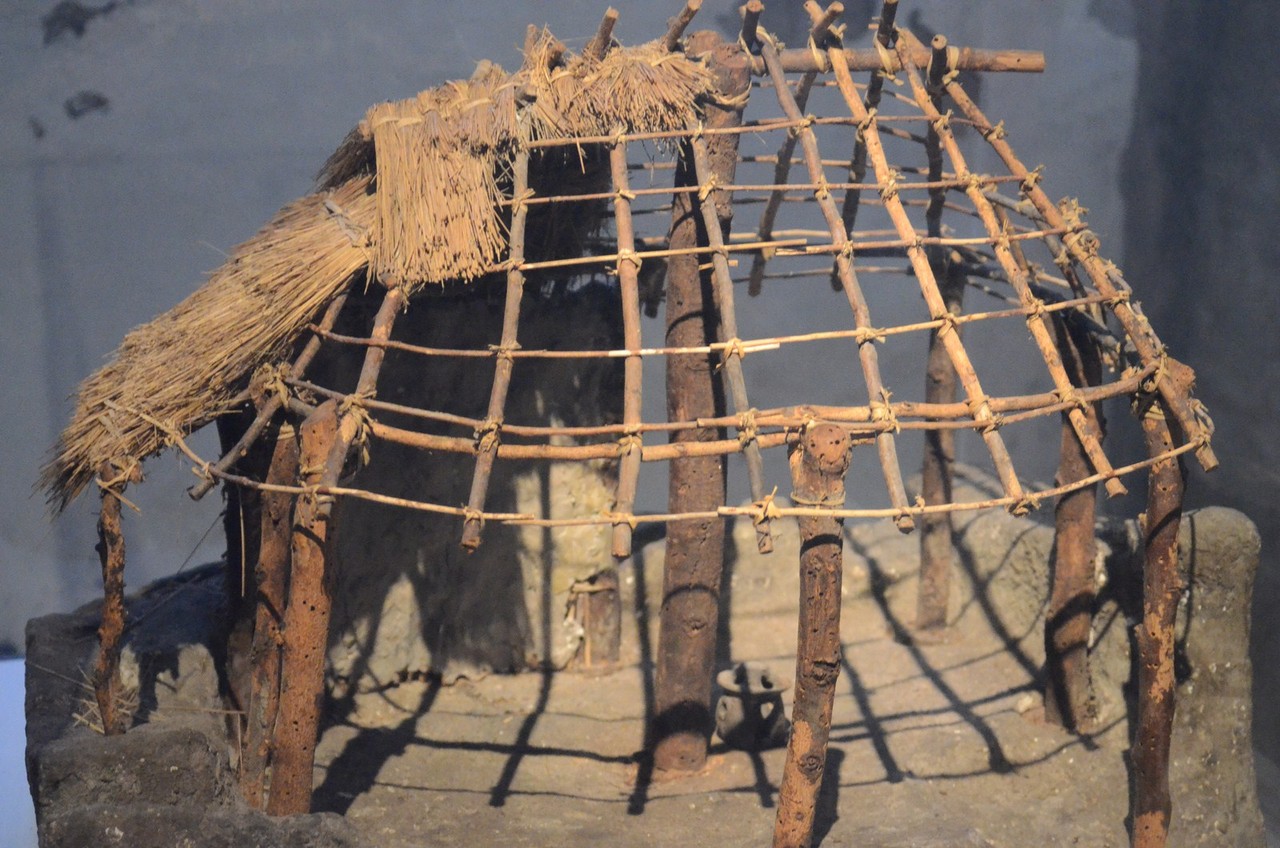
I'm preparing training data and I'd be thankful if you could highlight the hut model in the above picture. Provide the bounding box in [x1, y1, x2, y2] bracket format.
[40, 2, 1219, 847]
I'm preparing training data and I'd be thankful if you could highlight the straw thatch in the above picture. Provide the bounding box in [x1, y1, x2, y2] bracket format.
[41, 176, 375, 509]
[318, 35, 716, 289]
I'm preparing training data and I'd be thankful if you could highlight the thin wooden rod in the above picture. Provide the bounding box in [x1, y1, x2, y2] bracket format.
[609, 141, 645, 558]
[523, 113, 919, 149]
[157, 405, 1198, 530]
[1133, 403, 1186, 848]
[745, 3, 825, 297]
[896, 31, 1123, 500]
[461, 149, 530, 551]
[93, 461, 134, 736]
[662, 0, 702, 52]
[740, 0, 763, 51]
[937, 61, 1216, 472]
[689, 130, 775, 552]
[752, 43, 1044, 76]
[314, 286, 406, 519]
[805, 1, 844, 48]
[189, 291, 351, 500]
[759, 28, 915, 531]
[821, 30, 1027, 510]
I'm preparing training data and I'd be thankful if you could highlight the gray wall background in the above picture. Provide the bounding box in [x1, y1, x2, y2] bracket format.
[2, 0, 1274, 798]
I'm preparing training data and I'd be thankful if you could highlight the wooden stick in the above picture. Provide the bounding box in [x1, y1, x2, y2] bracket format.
[189, 291, 350, 500]
[688, 131, 774, 552]
[804, 1, 843, 49]
[315, 286, 406, 517]
[662, 0, 702, 52]
[585, 7, 619, 60]
[609, 142, 646, 559]
[938, 63, 1216, 472]
[1132, 403, 1186, 848]
[239, 420, 299, 809]
[740, 0, 763, 52]
[896, 30, 1123, 500]
[93, 461, 133, 736]
[759, 28, 915, 531]
[461, 150, 531, 551]
[651, 30, 744, 775]
[1043, 318, 1101, 731]
[759, 44, 1044, 75]
[773, 424, 851, 848]
[266, 402, 339, 816]
[746, 4, 823, 297]
[820, 31, 1027, 509]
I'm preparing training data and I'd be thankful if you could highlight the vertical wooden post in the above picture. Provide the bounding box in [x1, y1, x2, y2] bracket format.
[267, 401, 339, 816]
[93, 460, 135, 737]
[1044, 320, 1102, 730]
[915, 35, 963, 632]
[651, 29, 747, 774]
[774, 424, 851, 848]
[1132, 403, 1186, 848]
[240, 420, 300, 809]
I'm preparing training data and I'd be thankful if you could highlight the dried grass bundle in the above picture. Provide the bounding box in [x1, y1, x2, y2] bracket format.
[42, 177, 376, 508]
[365, 62, 526, 289]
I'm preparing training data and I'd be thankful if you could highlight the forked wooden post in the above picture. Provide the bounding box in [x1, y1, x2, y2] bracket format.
[1132, 400, 1187, 848]
[774, 424, 851, 848]
[240, 419, 301, 809]
[93, 460, 137, 737]
[267, 401, 339, 815]
[651, 29, 747, 774]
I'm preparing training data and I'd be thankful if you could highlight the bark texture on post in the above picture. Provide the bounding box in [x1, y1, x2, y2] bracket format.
[774, 424, 851, 848]
[267, 401, 339, 816]
[1044, 320, 1102, 730]
[93, 461, 135, 737]
[240, 420, 300, 809]
[651, 30, 747, 774]
[1132, 405, 1186, 848]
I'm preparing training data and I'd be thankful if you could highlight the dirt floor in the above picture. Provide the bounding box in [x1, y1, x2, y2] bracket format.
[310, 518, 1136, 847]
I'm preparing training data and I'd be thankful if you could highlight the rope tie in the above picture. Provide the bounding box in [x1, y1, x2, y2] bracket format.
[1021, 165, 1044, 193]
[879, 168, 900, 202]
[931, 110, 952, 134]
[792, 489, 844, 508]
[869, 388, 900, 433]
[697, 173, 720, 202]
[751, 486, 782, 527]
[1011, 494, 1041, 517]
[814, 176, 831, 202]
[837, 240, 855, 259]
[967, 395, 1002, 434]
[615, 186, 637, 202]
[474, 416, 502, 454]
[617, 433, 642, 457]
[854, 325, 886, 345]
[737, 408, 759, 448]
[339, 392, 375, 467]
[606, 510, 638, 530]
[251, 362, 292, 410]
[616, 248, 642, 271]
[463, 506, 486, 529]
[807, 36, 831, 72]
[1055, 386, 1088, 411]
[1107, 290, 1131, 308]
[717, 337, 747, 370]
[324, 199, 372, 251]
[510, 187, 536, 213]
[872, 35, 899, 83]
[690, 121, 705, 142]
[1024, 297, 1047, 324]
[857, 107, 878, 136]
[963, 171, 987, 193]
[982, 120, 1007, 141]
[941, 46, 961, 86]
[935, 310, 960, 338]
[488, 342, 520, 361]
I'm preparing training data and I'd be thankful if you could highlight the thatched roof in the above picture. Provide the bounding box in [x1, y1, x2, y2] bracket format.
[41, 36, 719, 508]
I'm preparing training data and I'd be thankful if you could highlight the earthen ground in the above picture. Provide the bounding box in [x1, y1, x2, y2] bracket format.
[311, 520, 1134, 847]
